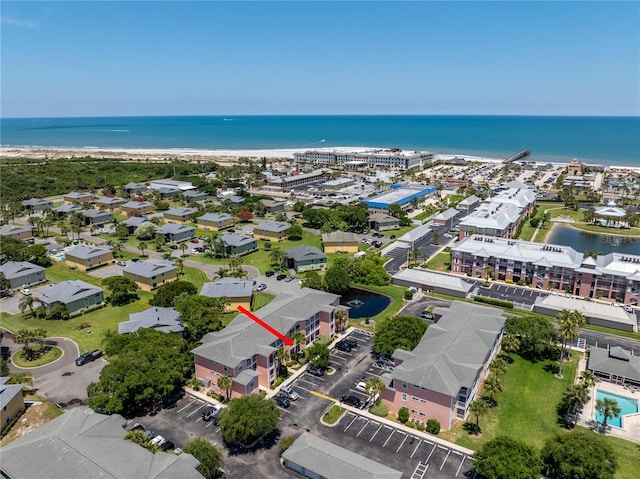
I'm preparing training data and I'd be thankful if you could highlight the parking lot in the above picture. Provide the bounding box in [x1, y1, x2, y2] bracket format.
[478, 283, 548, 308]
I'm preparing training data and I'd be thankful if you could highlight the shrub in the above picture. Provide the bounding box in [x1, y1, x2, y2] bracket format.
[406, 420, 415, 428]
[404, 289, 414, 300]
[426, 419, 441, 435]
[473, 296, 514, 309]
[517, 279, 526, 286]
[505, 279, 513, 284]
[417, 423, 426, 432]
[279, 435, 297, 452]
[398, 407, 410, 424]
[369, 402, 389, 417]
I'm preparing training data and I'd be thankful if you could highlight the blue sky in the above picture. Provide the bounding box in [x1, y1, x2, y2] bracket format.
[1, 1, 639, 117]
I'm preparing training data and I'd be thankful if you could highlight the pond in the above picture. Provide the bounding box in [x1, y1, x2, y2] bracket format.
[340, 287, 391, 319]
[546, 224, 640, 256]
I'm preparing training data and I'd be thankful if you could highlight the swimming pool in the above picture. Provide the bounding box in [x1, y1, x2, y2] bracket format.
[55, 253, 66, 260]
[595, 390, 639, 428]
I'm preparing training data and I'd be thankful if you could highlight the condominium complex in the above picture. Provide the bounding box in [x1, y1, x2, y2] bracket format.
[451, 235, 640, 304]
[293, 149, 435, 170]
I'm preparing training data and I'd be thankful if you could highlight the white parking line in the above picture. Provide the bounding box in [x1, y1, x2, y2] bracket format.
[177, 400, 196, 413]
[440, 449, 452, 470]
[294, 383, 311, 392]
[298, 377, 320, 387]
[382, 429, 395, 447]
[204, 421, 215, 428]
[396, 432, 409, 453]
[369, 423, 385, 441]
[356, 419, 370, 437]
[344, 415, 358, 432]
[425, 443, 437, 463]
[186, 405, 203, 417]
[455, 454, 468, 476]
[410, 439, 423, 458]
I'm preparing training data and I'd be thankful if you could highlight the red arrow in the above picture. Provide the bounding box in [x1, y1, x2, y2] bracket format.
[237, 305, 293, 346]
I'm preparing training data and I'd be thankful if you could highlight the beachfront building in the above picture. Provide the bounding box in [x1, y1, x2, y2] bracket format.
[0, 261, 46, 290]
[368, 212, 400, 231]
[163, 207, 199, 224]
[259, 199, 286, 214]
[0, 377, 25, 429]
[119, 307, 184, 337]
[53, 204, 82, 218]
[200, 278, 253, 312]
[253, 221, 291, 242]
[380, 301, 506, 430]
[155, 224, 196, 243]
[22, 198, 53, 212]
[293, 149, 436, 170]
[285, 245, 328, 273]
[81, 209, 113, 226]
[148, 178, 195, 191]
[122, 259, 177, 291]
[267, 169, 329, 191]
[321, 232, 359, 253]
[95, 196, 126, 211]
[219, 233, 258, 256]
[37, 280, 105, 315]
[0, 225, 33, 241]
[122, 216, 148, 235]
[65, 245, 115, 271]
[192, 288, 340, 398]
[0, 409, 205, 479]
[121, 200, 155, 216]
[124, 182, 147, 195]
[364, 184, 438, 214]
[587, 346, 640, 388]
[63, 191, 94, 204]
[451, 235, 640, 304]
[197, 213, 236, 231]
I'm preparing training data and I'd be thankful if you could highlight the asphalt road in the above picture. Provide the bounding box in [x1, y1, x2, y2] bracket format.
[578, 329, 640, 356]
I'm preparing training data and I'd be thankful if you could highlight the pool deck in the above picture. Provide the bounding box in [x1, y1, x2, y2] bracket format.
[576, 355, 640, 443]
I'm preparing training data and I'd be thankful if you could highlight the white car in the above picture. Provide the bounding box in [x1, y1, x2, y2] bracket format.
[355, 381, 368, 393]
[20, 289, 32, 296]
[624, 305, 634, 313]
[279, 386, 300, 401]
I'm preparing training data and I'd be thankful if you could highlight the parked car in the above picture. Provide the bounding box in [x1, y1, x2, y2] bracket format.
[256, 283, 267, 292]
[199, 236, 208, 240]
[131, 258, 140, 262]
[0, 346, 10, 360]
[421, 310, 434, 320]
[189, 239, 199, 244]
[274, 396, 291, 408]
[335, 341, 352, 353]
[624, 305, 634, 313]
[201, 405, 222, 422]
[159, 441, 175, 451]
[279, 386, 300, 400]
[169, 244, 178, 250]
[307, 365, 324, 377]
[284, 276, 295, 282]
[389, 235, 396, 239]
[343, 337, 358, 348]
[265, 270, 275, 277]
[20, 288, 32, 296]
[116, 261, 126, 266]
[150, 435, 166, 446]
[75, 350, 103, 366]
[276, 274, 287, 281]
[355, 381, 368, 393]
[341, 395, 362, 408]
[376, 355, 395, 367]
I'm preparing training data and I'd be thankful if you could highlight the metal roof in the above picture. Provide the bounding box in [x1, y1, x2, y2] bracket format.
[123, 259, 176, 278]
[119, 307, 183, 335]
[38, 280, 104, 306]
[0, 261, 45, 280]
[200, 279, 253, 299]
[66, 245, 113, 260]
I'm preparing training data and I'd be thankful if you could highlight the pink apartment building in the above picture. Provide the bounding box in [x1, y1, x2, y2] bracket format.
[192, 288, 340, 398]
[380, 302, 506, 430]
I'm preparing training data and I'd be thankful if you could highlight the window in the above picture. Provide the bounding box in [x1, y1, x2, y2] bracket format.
[402, 381, 408, 389]
[247, 359, 251, 367]
[401, 393, 407, 402]
[412, 396, 419, 402]
[420, 399, 427, 404]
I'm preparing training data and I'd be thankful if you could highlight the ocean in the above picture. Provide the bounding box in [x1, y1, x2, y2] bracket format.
[1, 115, 638, 166]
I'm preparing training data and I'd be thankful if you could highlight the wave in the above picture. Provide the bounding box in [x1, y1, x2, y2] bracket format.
[316, 139, 326, 143]
[90, 129, 130, 132]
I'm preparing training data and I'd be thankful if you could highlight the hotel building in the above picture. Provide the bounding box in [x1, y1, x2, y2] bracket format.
[293, 149, 435, 170]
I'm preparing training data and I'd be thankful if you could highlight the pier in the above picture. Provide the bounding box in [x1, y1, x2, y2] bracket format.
[503, 148, 531, 164]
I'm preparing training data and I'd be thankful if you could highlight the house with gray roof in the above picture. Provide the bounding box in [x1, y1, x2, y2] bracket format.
[123, 259, 177, 291]
[65, 245, 114, 271]
[253, 221, 291, 242]
[124, 182, 147, 194]
[201, 278, 254, 312]
[0, 408, 205, 479]
[81, 209, 113, 226]
[197, 213, 236, 231]
[286, 245, 327, 272]
[432, 207, 459, 227]
[123, 216, 148, 234]
[588, 346, 640, 388]
[219, 233, 258, 256]
[397, 224, 432, 249]
[283, 432, 402, 479]
[259, 199, 286, 214]
[183, 190, 208, 203]
[457, 194, 481, 212]
[22, 198, 53, 212]
[63, 191, 94, 204]
[392, 268, 473, 298]
[95, 196, 126, 210]
[321, 231, 359, 253]
[380, 301, 506, 430]
[121, 200, 155, 216]
[157, 186, 181, 198]
[369, 212, 400, 231]
[155, 223, 195, 243]
[163, 207, 199, 224]
[53, 203, 82, 218]
[0, 377, 25, 429]
[0, 261, 46, 289]
[119, 307, 184, 336]
[37, 280, 105, 314]
[193, 288, 340, 398]
[0, 224, 33, 240]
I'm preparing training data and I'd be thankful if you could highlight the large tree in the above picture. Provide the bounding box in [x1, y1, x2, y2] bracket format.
[102, 276, 139, 306]
[304, 341, 331, 369]
[184, 437, 224, 479]
[542, 430, 618, 479]
[474, 436, 541, 479]
[323, 264, 351, 294]
[218, 394, 280, 446]
[174, 295, 226, 342]
[373, 315, 427, 357]
[505, 314, 558, 361]
[150, 280, 197, 307]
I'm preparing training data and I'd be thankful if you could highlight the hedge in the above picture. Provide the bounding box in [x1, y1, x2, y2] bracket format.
[473, 296, 514, 309]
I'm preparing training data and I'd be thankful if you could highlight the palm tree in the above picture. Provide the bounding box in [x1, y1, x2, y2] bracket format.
[596, 397, 621, 428]
[32, 328, 48, 353]
[217, 374, 233, 402]
[468, 399, 489, 431]
[14, 329, 35, 361]
[490, 357, 508, 376]
[483, 375, 503, 403]
[176, 257, 184, 275]
[138, 240, 148, 257]
[276, 346, 289, 377]
[365, 376, 385, 400]
[269, 247, 285, 269]
[563, 384, 590, 424]
[580, 370, 597, 392]
[291, 331, 307, 356]
[500, 333, 520, 355]
[335, 309, 349, 334]
[556, 309, 573, 363]
[7, 372, 34, 386]
[18, 294, 36, 317]
[180, 242, 188, 257]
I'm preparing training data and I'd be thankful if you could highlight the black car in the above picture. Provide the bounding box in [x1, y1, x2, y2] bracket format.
[335, 341, 352, 353]
[169, 244, 179, 250]
[265, 270, 275, 277]
[389, 235, 396, 240]
[307, 365, 324, 377]
[131, 258, 140, 262]
[276, 274, 287, 281]
[0, 346, 10, 360]
[75, 350, 103, 366]
[341, 395, 362, 408]
[343, 337, 358, 348]
[274, 396, 291, 408]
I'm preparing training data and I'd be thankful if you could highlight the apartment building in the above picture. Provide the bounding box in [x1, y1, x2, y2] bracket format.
[192, 288, 340, 398]
[197, 213, 236, 231]
[63, 191, 94, 204]
[163, 207, 199, 224]
[200, 278, 254, 312]
[122, 259, 177, 291]
[321, 232, 359, 253]
[22, 198, 53, 212]
[65, 245, 115, 271]
[293, 149, 435, 170]
[253, 221, 291, 242]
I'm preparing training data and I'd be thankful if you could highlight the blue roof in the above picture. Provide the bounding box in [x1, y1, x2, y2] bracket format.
[364, 184, 437, 209]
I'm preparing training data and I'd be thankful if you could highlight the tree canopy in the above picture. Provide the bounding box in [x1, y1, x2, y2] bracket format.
[174, 295, 227, 342]
[305, 341, 331, 369]
[541, 430, 618, 479]
[150, 280, 198, 307]
[373, 315, 427, 357]
[184, 437, 224, 479]
[473, 436, 542, 479]
[102, 276, 139, 306]
[218, 394, 280, 446]
[505, 315, 558, 360]
[323, 264, 351, 294]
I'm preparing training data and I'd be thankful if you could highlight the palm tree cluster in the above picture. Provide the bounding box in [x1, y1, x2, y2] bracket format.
[559, 370, 596, 426]
[556, 309, 586, 377]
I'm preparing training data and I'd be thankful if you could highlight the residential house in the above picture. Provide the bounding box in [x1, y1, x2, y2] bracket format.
[0, 225, 33, 240]
[220, 233, 258, 256]
[63, 191, 94, 204]
[122, 216, 148, 235]
[37, 280, 105, 314]
[282, 432, 402, 479]
[380, 301, 506, 430]
[122, 259, 177, 291]
[368, 212, 400, 231]
[124, 182, 147, 195]
[0, 377, 25, 428]
[95, 196, 126, 211]
[253, 221, 291, 242]
[219, 194, 245, 206]
[0, 261, 46, 289]
[200, 278, 253, 312]
[192, 288, 340, 398]
[53, 203, 82, 218]
[155, 224, 196, 243]
[321, 232, 359, 253]
[157, 187, 181, 199]
[260, 199, 286, 214]
[457, 195, 481, 213]
[397, 224, 432, 250]
[118, 307, 184, 337]
[182, 190, 208, 203]
[121, 200, 155, 216]
[286, 245, 327, 272]
[0, 408, 205, 479]
[22, 198, 53, 212]
[82, 209, 113, 226]
[163, 207, 199, 224]
[65, 245, 115, 271]
[197, 213, 236, 231]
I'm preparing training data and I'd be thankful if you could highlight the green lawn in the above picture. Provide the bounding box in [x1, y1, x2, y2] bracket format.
[252, 292, 276, 310]
[424, 252, 450, 271]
